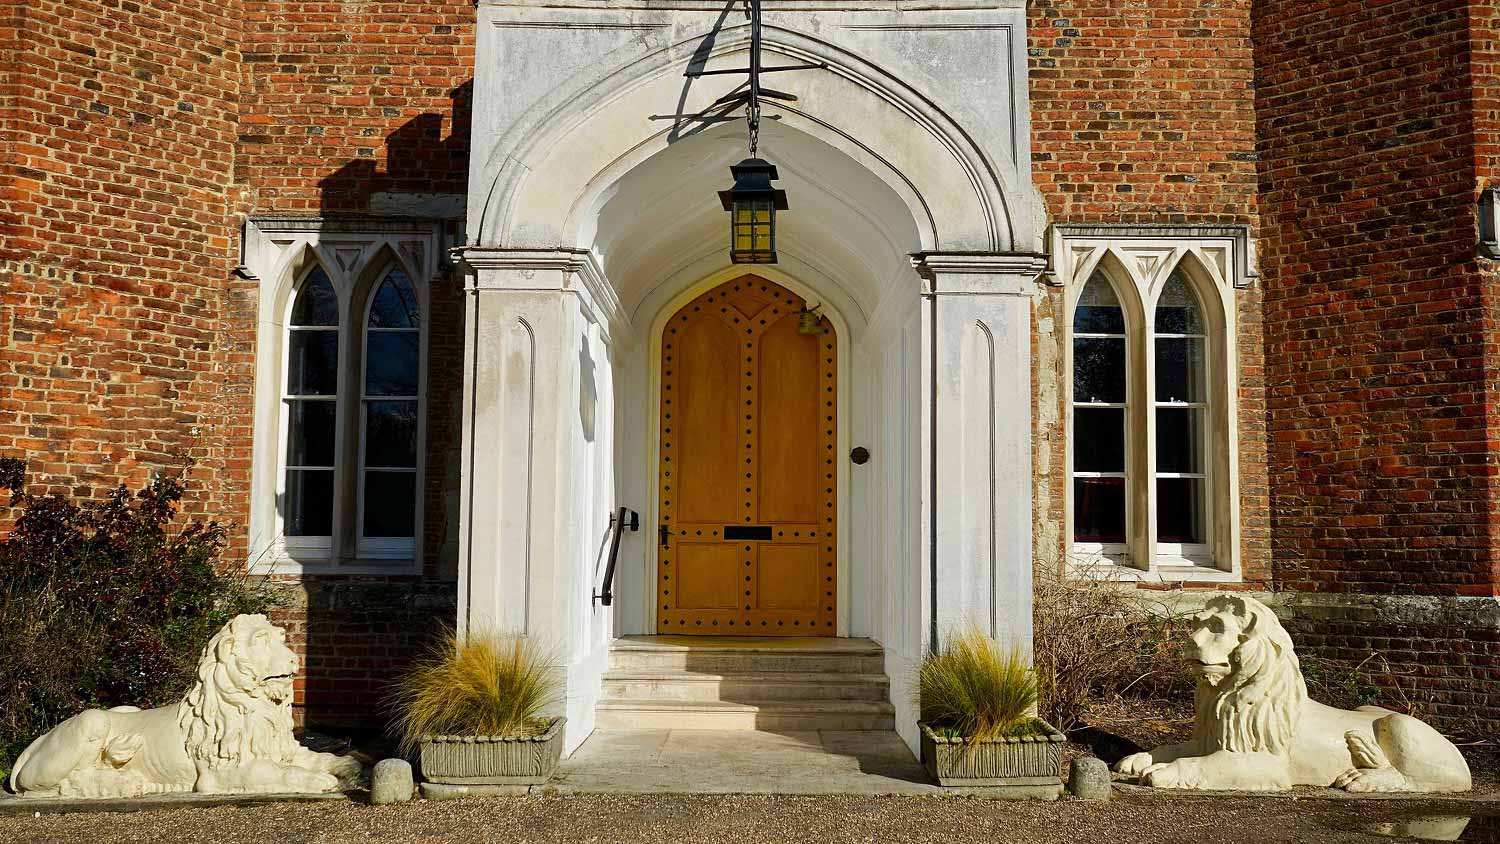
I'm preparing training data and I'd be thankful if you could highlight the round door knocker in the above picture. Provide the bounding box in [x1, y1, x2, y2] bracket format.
[850, 446, 870, 465]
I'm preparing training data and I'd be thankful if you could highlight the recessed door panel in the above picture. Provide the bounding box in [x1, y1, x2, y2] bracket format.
[758, 544, 820, 611]
[758, 314, 823, 525]
[672, 316, 739, 525]
[657, 275, 837, 635]
[673, 542, 741, 610]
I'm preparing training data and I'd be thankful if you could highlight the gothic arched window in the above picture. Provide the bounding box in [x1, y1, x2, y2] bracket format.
[1071, 272, 1128, 549]
[358, 268, 422, 558]
[1153, 271, 1209, 554]
[270, 255, 426, 569]
[1068, 252, 1235, 578]
[284, 266, 340, 538]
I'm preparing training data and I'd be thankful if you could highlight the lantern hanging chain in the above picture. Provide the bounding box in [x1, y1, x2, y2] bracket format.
[747, 102, 760, 156]
[746, 0, 762, 156]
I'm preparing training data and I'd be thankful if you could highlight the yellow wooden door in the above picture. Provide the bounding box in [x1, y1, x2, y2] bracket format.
[657, 275, 836, 635]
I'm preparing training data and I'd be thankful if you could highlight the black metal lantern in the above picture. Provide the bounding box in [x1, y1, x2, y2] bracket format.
[719, 157, 788, 264]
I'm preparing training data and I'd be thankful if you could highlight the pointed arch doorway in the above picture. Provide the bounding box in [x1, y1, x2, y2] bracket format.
[656, 275, 837, 636]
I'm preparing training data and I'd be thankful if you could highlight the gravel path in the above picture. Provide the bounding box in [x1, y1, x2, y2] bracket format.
[3, 792, 1497, 844]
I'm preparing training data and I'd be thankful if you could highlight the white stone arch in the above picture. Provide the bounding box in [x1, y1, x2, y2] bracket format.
[470, 21, 1030, 256]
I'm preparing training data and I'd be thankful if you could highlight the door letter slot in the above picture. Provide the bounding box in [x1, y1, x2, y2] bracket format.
[724, 525, 773, 540]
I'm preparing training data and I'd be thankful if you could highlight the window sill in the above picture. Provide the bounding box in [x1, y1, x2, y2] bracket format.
[1067, 554, 1239, 584]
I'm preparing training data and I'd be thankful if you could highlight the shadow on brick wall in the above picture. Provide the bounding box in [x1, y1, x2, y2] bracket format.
[317, 81, 473, 212]
[274, 581, 457, 735]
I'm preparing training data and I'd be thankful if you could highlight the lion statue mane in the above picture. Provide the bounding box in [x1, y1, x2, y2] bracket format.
[1116, 594, 1470, 793]
[9, 614, 362, 798]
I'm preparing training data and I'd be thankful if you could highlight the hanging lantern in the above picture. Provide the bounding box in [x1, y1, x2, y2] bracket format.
[719, 158, 788, 264]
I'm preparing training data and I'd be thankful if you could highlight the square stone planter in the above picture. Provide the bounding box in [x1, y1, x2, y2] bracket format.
[419, 717, 565, 786]
[919, 721, 1065, 798]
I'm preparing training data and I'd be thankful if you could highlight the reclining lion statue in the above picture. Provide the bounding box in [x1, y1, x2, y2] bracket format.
[1117, 594, 1470, 793]
[10, 614, 362, 798]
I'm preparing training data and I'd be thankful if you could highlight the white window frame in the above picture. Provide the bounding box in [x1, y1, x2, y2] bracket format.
[355, 259, 425, 561]
[1051, 224, 1252, 583]
[244, 217, 444, 575]
[278, 265, 342, 561]
[1069, 271, 1133, 567]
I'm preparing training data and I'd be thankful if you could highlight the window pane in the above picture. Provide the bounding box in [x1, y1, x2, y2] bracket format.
[1157, 477, 1205, 544]
[1074, 273, 1126, 334]
[1155, 272, 1204, 335]
[369, 270, 420, 328]
[287, 400, 336, 467]
[285, 468, 334, 536]
[364, 471, 416, 538]
[1074, 477, 1125, 544]
[1156, 407, 1203, 474]
[1074, 337, 1126, 404]
[1074, 407, 1125, 473]
[287, 330, 338, 395]
[365, 400, 418, 468]
[1155, 336, 1206, 403]
[291, 268, 339, 327]
[365, 331, 419, 396]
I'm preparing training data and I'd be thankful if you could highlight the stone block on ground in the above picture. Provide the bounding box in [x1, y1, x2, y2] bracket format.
[1068, 757, 1112, 801]
[370, 759, 414, 805]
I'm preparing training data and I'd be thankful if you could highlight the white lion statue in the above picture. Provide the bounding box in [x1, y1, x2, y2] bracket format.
[9, 615, 363, 798]
[1117, 594, 1471, 793]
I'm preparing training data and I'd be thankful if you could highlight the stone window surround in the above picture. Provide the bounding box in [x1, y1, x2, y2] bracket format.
[242, 216, 448, 575]
[1048, 224, 1255, 583]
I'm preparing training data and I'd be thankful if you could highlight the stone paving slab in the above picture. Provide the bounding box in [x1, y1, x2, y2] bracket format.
[550, 729, 942, 795]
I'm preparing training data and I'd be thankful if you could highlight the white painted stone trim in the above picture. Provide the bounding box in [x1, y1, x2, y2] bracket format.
[244, 217, 444, 575]
[1053, 229, 1245, 581]
[1047, 224, 1258, 290]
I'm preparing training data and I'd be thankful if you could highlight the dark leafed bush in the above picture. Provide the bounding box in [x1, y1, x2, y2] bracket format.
[0, 458, 275, 777]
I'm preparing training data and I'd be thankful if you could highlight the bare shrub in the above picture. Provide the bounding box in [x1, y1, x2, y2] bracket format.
[1031, 560, 1194, 734]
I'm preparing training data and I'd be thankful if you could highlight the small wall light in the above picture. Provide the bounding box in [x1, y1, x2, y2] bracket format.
[797, 303, 825, 335]
[720, 158, 788, 264]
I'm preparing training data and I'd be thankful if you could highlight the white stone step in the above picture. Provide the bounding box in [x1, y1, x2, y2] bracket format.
[594, 698, 897, 732]
[608, 637, 886, 675]
[602, 671, 889, 702]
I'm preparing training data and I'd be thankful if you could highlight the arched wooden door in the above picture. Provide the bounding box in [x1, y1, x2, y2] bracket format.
[657, 276, 837, 635]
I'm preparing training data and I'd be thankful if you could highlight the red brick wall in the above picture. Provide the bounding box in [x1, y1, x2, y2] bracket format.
[0, 0, 244, 525]
[235, 0, 473, 212]
[1268, 595, 1500, 736]
[1256, 0, 1498, 597]
[1029, 0, 1258, 224]
[1027, 0, 1269, 583]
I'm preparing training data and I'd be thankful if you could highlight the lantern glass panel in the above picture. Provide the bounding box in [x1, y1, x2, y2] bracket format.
[731, 198, 776, 263]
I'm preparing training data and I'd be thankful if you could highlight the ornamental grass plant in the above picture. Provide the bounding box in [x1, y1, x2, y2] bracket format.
[388, 629, 559, 755]
[917, 625, 1039, 743]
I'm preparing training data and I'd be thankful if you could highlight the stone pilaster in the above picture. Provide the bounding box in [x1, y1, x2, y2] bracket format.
[913, 252, 1048, 654]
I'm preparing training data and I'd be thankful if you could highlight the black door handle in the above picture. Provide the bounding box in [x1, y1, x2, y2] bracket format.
[659, 524, 671, 549]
